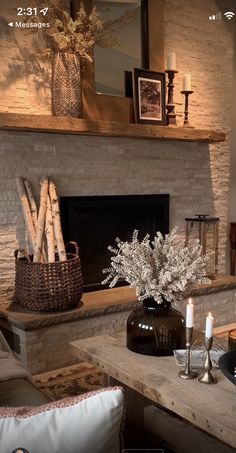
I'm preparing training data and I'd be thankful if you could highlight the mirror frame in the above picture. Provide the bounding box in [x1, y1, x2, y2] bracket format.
[71, 0, 164, 122]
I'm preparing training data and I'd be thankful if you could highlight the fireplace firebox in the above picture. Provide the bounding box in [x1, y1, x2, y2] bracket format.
[61, 195, 169, 292]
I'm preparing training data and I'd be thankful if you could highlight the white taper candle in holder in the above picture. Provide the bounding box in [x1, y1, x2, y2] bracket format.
[199, 312, 216, 384]
[179, 297, 198, 379]
[183, 74, 191, 91]
[167, 52, 176, 71]
[186, 298, 194, 327]
[205, 313, 214, 338]
[165, 53, 178, 125]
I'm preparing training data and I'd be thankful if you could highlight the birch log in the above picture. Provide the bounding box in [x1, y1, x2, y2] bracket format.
[15, 177, 36, 251]
[33, 178, 48, 263]
[45, 195, 55, 263]
[24, 179, 48, 262]
[24, 179, 37, 230]
[49, 180, 67, 262]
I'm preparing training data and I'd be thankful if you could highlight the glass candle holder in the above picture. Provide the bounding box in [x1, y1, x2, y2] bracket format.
[228, 330, 236, 351]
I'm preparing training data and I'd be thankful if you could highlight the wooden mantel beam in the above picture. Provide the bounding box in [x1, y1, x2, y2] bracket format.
[0, 113, 226, 143]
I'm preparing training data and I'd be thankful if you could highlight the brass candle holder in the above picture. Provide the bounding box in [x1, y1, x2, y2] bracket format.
[181, 90, 194, 128]
[179, 327, 198, 380]
[165, 70, 178, 126]
[198, 336, 216, 384]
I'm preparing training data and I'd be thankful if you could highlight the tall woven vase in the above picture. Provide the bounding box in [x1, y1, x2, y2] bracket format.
[52, 51, 81, 118]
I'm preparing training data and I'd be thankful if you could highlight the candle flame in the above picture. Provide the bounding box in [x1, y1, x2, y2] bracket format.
[188, 298, 193, 305]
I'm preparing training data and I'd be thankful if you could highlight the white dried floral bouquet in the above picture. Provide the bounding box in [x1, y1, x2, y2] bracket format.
[102, 228, 210, 304]
[28, 0, 137, 62]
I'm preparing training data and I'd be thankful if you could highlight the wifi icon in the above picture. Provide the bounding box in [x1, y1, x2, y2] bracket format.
[224, 11, 235, 20]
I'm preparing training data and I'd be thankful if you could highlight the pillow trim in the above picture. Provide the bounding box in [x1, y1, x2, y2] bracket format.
[0, 386, 124, 418]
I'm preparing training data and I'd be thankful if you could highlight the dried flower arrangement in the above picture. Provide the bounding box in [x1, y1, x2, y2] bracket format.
[27, 0, 137, 62]
[102, 228, 210, 304]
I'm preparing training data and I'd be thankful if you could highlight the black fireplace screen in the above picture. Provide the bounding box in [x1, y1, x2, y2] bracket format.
[60, 195, 169, 292]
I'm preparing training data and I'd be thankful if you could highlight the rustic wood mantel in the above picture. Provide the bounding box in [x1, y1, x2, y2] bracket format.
[0, 113, 225, 143]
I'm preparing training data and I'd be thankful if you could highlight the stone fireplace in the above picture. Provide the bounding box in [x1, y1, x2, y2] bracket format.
[0, 129, 231, 304]
[0, 0, 235, 373]
[0, 0, 234, 304]
[1, 128, 235, 374]
[0, 130, 228, 304]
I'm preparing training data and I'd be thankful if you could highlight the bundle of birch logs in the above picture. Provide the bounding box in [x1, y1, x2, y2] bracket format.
[15, 177, 66, 263]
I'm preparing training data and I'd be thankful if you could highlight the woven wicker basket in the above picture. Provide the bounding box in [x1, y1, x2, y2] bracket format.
[14, 242, 83, 312]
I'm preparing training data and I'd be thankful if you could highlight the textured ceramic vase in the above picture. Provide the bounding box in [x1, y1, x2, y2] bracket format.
[52, 51, 81, 118]
[126, 297, 185, 356]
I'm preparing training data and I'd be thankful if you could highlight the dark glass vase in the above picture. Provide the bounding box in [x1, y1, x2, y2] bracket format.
[126, 297, 185, 356]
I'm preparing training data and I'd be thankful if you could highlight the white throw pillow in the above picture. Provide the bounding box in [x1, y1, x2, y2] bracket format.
[0, 387, 124, 453]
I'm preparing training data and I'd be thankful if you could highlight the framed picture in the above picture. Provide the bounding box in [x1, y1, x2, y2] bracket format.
[124, 71, 133, 98]
[133, 68, 166, 125]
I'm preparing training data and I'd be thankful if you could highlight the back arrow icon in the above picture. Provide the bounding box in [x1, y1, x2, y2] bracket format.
[8, 22, 14, 27]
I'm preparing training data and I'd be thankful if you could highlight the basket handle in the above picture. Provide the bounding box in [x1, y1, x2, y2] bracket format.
[65, 241, 79, 256]
[14, 249, 31, 262]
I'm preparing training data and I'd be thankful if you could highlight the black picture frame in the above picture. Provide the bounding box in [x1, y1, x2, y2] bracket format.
[133, 68, 166, 125]
[124, 71, 133, 98]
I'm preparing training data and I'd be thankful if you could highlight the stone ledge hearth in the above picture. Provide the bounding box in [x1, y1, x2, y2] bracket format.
[0, 287, 140, 331]
[0, 276, 236, 374]
[0, 275, 236, 331]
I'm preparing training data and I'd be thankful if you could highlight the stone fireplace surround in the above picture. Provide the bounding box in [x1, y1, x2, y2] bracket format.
[0, 129, 229, 305]
[0, 126, 234, 373]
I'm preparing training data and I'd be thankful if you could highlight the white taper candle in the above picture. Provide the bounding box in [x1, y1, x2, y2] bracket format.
[183, 74, 191, 91]
[186, 298, 194, 328]
[167, 52, 176, 71]
[205, 313, 214, 338]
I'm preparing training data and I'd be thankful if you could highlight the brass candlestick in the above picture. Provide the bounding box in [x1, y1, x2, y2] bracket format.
[181, 90, 194, 128]
[198, 337, 216, 384]
[179, 327, 198, 379]
[165, 70, 178, 126]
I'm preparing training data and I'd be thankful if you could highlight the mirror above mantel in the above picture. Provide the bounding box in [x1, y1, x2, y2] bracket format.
[71, 0, 164, 122]
[93, 0, 143, 97]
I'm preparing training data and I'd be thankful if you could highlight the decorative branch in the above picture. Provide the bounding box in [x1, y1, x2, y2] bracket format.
[24, 179, 37, 231]
[49, 179, 67, 262]
[15, 177, 36, 252]
[24, 179, 48, 262]
[45, 195, 55, 263]
[24, 0, 137, 62]
[33, 177, 48, 263]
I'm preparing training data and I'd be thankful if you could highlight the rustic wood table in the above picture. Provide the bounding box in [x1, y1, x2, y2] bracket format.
[70, 329, 236, 449]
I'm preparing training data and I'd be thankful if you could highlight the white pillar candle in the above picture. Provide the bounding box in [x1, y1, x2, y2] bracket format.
[186, 298, 194, 327]
[167, 52, 176, 71]
[205, 313, 214, 338]
[183, 74, 192, 91]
